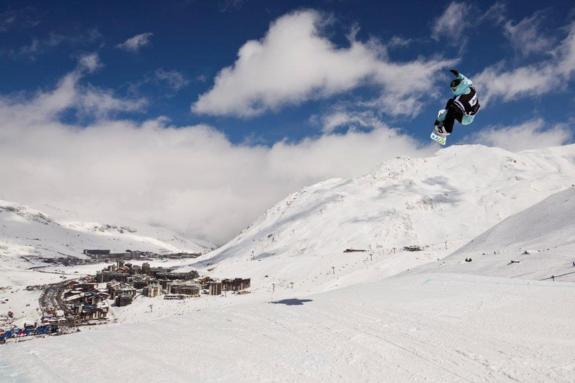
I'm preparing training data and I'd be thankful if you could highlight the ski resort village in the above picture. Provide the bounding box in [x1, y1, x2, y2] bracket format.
[2, 248, 251, 340]
[3, 0, 575, 382]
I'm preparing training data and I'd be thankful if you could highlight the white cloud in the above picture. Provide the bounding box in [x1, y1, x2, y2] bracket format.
[78, 53, 101, 73]
[0, 63, 435, 245]
[463, 119, 572, 151]
[0, 54, 145, 124]
[387, 36, 412, 49]
[365, 93, 426, 118]
[474, 63, 556, 104]
[192, 10, 455, 117]
[0, 7, 40, 32]
[319, 110, 387, 134]
[431, 2, 470, 44]
[117, 32, 154, 52]
[76, 85, 146, 118]
[154, 69, 189, 91]
[475, 21, 575, 104]
[219, 0, 245, 12]
[504, 12, 554, 57]
[127, 69, 189, 97]
[479, 1, 506, 26]
[321, 111, 356, 134]
[6, 29, 102, 60]
[481, 5, 553, 57]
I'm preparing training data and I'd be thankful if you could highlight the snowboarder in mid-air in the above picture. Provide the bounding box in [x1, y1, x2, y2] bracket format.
[432, 69, 480, 143]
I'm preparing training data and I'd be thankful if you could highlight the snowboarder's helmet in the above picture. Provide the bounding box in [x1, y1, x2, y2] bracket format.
[450, 78, 461, 91]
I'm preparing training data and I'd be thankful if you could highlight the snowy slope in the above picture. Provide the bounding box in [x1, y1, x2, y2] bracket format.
[0, 200, 205, 256]
[420, 186, 575, 281]
[0, 199, 208, 274]
[2, 144, 575, 382]
[2, 269, 575, 383]
[185, 144, 575, 292]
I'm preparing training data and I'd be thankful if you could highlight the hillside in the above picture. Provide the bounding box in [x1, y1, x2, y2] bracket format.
[3, 144, 575, 383]
[0, 200, 206, 266]
[419, 186, 575, 281]
[186, 144, 575, 292]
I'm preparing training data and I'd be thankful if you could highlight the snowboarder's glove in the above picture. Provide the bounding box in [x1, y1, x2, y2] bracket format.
[449, 68, 460, 77]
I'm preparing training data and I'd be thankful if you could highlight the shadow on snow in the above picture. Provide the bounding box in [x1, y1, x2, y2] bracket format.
[270, 298, 313, 306]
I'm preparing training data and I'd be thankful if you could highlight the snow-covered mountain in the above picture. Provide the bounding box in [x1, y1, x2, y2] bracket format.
[0, 199, 207, 267]
[3, 146, 575, 382]
[420, 186, 575, 281]
[3, 144, 575, 383]
[187, 144, 575, 291]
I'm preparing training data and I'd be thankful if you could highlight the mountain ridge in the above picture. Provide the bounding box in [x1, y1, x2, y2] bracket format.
[186, 144, 575, 292]
[0, 199, 208, 269]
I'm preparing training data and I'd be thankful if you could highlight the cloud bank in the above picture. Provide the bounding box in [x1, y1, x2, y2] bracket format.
[192, 10, 455, 118]
[464, 119, 572, 151]
[0, 58, 434, 245]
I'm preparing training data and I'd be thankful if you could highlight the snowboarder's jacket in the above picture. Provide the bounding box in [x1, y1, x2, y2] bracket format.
[448, 73, 480, 125]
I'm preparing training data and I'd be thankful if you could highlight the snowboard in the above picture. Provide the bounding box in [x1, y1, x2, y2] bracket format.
[432, 109, 448, 145]
[430, 130, 447, 145]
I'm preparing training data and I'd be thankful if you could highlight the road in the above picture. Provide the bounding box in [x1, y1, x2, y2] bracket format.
[39, 282, 74, 326]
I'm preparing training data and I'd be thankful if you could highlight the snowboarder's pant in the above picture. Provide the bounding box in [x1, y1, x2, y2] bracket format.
[442, 101, 463, 134]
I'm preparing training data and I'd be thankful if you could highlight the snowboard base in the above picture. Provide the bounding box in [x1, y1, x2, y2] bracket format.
[430, 131, 447, 145]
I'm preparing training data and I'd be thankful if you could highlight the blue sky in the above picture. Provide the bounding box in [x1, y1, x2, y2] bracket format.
[2, 0, 575, 144]
[1, 0, 575, 243]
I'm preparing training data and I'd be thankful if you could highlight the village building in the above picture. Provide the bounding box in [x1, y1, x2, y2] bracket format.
[208, 281, 222, 296]
[170, 283, 200, 297]
[141, 262, 151, 274]
[154, 271, 199, 281]
[112, 282, 137, 307]
[97, 270, 130, 283]
[197, 276, 214, 288]
[221, 278, 251, 292]
[63, 288, 110, 323]
[83, 249, 111, 256]
[115, 294, 133, 307]
[158, 279, 173, 294]
[143, 283, 161, 297]
[107, 283, 136, 301]
[129, 275, 151, 289]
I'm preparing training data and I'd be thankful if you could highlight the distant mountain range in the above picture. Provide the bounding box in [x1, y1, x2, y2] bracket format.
[0, 199, 209, 270]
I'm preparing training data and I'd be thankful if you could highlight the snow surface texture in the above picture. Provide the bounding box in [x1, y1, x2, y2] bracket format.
[1, 144, 575, 382]
[3, 273, 575, 383]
